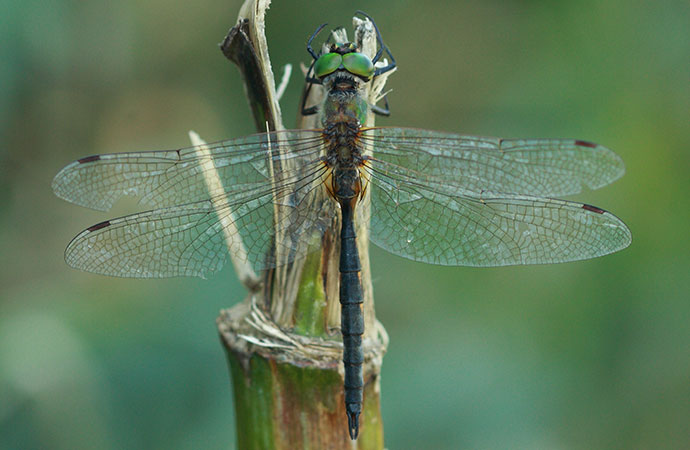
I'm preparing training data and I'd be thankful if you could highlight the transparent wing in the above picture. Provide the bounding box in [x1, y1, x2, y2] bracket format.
[64, 189, 334, 278]
[53, 130, 325, 210]
[360, 127, 625, 197]
[363, 127, 631, 266]
[55, 126, 631, 275]
[368, 179, 630, 266]
[54, 130, 335, 277]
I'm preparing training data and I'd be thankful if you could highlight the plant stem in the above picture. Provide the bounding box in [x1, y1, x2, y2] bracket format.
[216, 2, 389, 447]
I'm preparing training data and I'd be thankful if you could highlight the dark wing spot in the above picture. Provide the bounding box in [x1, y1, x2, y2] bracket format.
[582, 203, 605, 214]
[87, 220, 111, 232]
[78, 155, 101, 163]
[575, 140, 597, 149]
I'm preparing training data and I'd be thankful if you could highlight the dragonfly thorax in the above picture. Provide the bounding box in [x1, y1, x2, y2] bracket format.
[323, 118, 364, 167]
[320, 75, 369, 129]
[322, 105, 366, 203]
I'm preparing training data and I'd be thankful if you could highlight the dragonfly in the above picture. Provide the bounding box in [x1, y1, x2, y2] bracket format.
[52, 11, 631, 440]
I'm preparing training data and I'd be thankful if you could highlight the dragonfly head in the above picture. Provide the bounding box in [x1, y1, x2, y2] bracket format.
[313, 43, 375, 82]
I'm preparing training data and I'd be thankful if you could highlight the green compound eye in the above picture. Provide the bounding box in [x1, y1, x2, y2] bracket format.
[314, 53, 342, 78]
[342, 52, 374, 79]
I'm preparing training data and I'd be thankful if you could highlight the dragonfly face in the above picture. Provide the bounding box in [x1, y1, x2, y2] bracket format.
[52, 10, 631, 442]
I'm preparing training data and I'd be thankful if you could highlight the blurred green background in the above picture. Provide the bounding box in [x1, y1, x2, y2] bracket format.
[1, 0, 688, 448]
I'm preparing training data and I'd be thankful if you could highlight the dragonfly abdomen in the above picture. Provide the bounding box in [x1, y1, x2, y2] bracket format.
[339, 199, 364, 440]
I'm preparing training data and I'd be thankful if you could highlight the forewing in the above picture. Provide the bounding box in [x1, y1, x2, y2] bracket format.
[52, 130, 325, 210]
[361, 127, 625, 197]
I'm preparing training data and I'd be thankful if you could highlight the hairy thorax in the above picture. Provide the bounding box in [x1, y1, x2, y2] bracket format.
[320, 82, 369, 202]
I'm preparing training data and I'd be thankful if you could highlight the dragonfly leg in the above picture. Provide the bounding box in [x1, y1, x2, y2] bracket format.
[373, 46, 396, 76]
[301, 105, 319, 116]
[307, 23, 328, 60]
[300, 82, 319, 115]
[355, 10, 397, 76]
[303, 59, 322, 85]
[370, 95, 391, 116]
[301, 61, 323, 116]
